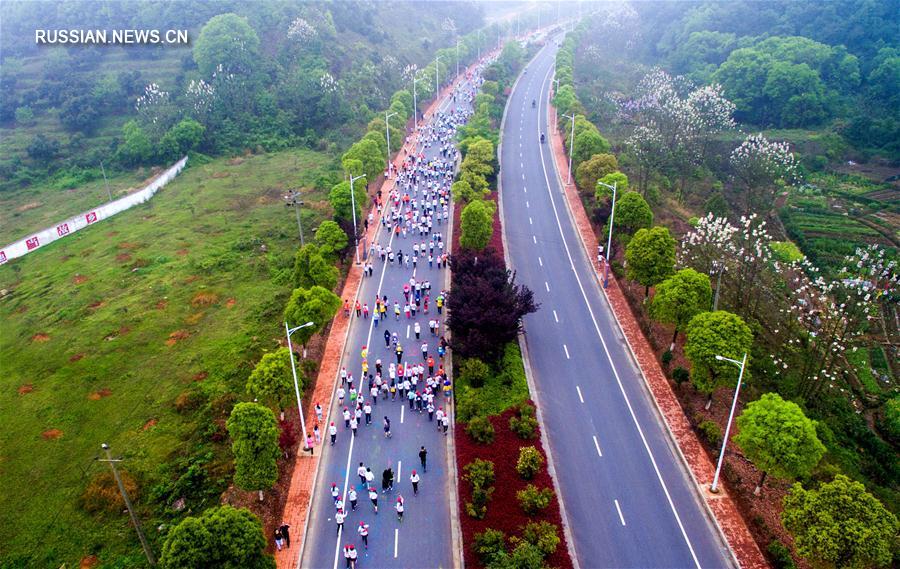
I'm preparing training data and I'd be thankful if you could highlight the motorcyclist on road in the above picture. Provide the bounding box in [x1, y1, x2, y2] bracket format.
[540, 132, 545, 143]
[532, 99, 536, 108]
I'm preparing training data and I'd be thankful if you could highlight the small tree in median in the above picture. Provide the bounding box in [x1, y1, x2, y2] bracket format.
[782, 475, 898, 569]
[615, 191, 653, 234]
[160, 505, 274, 569]
[650, 268, 712, 349]
[684, 310, 753, 408]
[226, 403, 280, 501]
[625, 226, 676, 297]
[246, 348, 296, 420]
[735, 393, 825, 495]
[459, 199, 495, 251]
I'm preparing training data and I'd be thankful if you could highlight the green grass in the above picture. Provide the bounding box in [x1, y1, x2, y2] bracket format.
[769, 241, 805, 263]
[846, 346, 881, 395]
[0, 147, 339, 567]
[457, 343, 530, 418]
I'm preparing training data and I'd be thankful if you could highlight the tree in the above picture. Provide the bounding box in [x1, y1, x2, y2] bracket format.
[650, 268, 712, 347]
[314, 221, 349, 261]
[282, 286, 341, 347]
[117, 120, 153, 166]
[60, 94, 100, 134]
[614, 191, 653, 233]
[193, 14, 260, 77]
[596, 172, 628, 201]
[160, 119, 205, 161]
[684, 310, 753, 407]
[735, 393, 825, 495]
[246, 348, 295, 419]
[782, 475, 898, 569]
[574, 153, 617, 193]
[625, 226, 676, 297]
[460, 199, 495, 251]
[328, 180, 367, 225]
[292, 244, 339, 291]
[448, 249, 538, 361]
[160, 505, 274, 569]
[572, 125, 611, 166]
[225, 403, 279, 501]
[463, 137, 495, 174]
[26, 134, 60, 164]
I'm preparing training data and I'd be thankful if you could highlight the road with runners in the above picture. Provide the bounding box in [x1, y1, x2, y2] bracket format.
[498, 39, 734, 568]
[297, 67, 485, 569]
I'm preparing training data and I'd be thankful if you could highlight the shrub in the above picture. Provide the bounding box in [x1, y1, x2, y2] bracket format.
[879, 395, 900, 443]
[509, 413, 538, 440]
[516, 446, 544, 480]
[698, 420, 723, 448]
[672, 367, 690, 385]
[767, 540, 797, 569]
[661, 350, 673, 368]
[473, 528, 507, 564]
[81, 471, 138, 514]
[504, 542, 545, 568]
[466, 416, 495, 444]
[460, 357, 491, 388]
[466, 487, 493, 519]
[519, 520, 561, 557]
[456, 391, 484, 422]
[464, 459, 496, 489]
[518, 403, 536, 418]
[516, 484, 554, 515]
[174, 389, 204, 413]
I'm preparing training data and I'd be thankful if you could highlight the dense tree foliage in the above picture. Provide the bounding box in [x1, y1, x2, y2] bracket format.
[292, 244, 339, 291]
[782, 475, 898, 569]
[459, 199, 495, 251]
[225, 403, 280, 498]
[625, 226, 675, 296]
[684, 310, 753, 401]
[649, 268, 712, 345]
[246, 348, 296, 417]
[282, 286, 341, 347]
[448, 249, 537, 362]
[160, 505, 274, 569]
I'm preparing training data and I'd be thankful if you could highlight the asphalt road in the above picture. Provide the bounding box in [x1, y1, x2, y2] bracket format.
[499, 41, 734, 568]
[298, 76, 478, 569]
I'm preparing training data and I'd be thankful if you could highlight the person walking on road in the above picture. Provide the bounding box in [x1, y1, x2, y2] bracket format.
[279, 523, 291, 547]
[274, 527, 284, 551]
[368, 487, 379, 514]
[384, 329, 391, 347]
[383, 416, 392, 438]
[395, 496, 405, 522]
[382, 466, 394, 493]
[419, 446, 428, 472]
[358, 462, 367, 487]
[410, 469, 420, 496]
[335, 508, 346, 536]
[357, 522, 369, 549]
[329, 422, 337, 445]
[348, 487, 358, 511]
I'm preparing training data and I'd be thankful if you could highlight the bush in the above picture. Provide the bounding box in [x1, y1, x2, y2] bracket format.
[519, 520, 561, 557]
[466, 416, 495, 444]
[473, 528, 507, 564]
[502, 542, 546, 569]
[466, 487, 493, 519]
[456, 391, 484, 422]
[516, 484, 554, 515]
[461, 358, 491, 388]
[879, 395, 900, 443]
[698, 420, 723, 448]
[464, 459, 496, 489]
[509, 413, 538, 440]
[174, 389, 204, 413]
[767, 540, 797, 569]
[516, 446, 544, 480]
[81, 471, 138, 514]
[661, 350, 673, 368]
[672, 367, 690, 385]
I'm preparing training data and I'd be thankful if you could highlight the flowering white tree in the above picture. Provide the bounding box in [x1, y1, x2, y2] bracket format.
[730, 133, 798, 215]
[185, 79, 215, 124]
[841, 244, 899, 346]
[135, 83, 175, 138]
[286, 17, 317, 44]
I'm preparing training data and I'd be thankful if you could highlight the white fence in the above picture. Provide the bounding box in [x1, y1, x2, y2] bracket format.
[0, 156, 188, 264]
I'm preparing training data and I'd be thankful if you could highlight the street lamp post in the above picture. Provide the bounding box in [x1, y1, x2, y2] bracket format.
[434, 55, 442, 98]
[99, 444, 156, 565]
[711, 260, 724, 311]
[385, 111, 397, 171]
[285, 321, 315, 451]
[710, 353, 748, 493]
[596, 180, 618, 288]
[561, 112, 576, 185]
[349, 173, 366, 264]
[284, 190, 305, 246]
[412, 69, 420, 127]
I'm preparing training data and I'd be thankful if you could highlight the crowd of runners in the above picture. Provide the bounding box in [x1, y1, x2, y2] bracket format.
[305, 66, 486, 568]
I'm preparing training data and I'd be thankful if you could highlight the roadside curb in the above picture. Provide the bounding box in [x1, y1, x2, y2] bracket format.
[544, 81, 766, 569]
[496, 41, 581, 569]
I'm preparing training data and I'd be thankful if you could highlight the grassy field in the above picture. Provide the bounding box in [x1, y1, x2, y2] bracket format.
[0, 147, 339, 567]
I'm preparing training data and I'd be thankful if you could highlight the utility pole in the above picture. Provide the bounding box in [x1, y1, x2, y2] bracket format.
[99, 444, 156, 566]
[284, 190, 305, 246]
[349, 173, 366, 265]
[100, 161, 112, 202]
[385, 111, 397, 172]
[710, 353, 748, 493]
[435, 55, 442, 98]
[597, 180, 618, 289]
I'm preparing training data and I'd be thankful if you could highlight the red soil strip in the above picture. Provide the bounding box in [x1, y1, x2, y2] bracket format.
[548, 102, 767, 569]
[72, 275, 88, 285]
[88, 301, 105, 310]
[165, 330, 190, 347]
[79, 555, 99, 569]
[191, 292, 219, 307]
[274, 64, 480, 569]
[176, 248, 190, 256]
[118, 326, 130, 336]
[115, 253, 132, 262]
[185, 312, 205, 325]
[105, 231, 119, 238]
[18, 384, 34, 395]
[155, 300, 168, 310]
[183, 275, 201, 284]
[69, 353, 86, 362]
[456, 407, 571, 569]
[192, 371, 209, 382]
[42, 429, 63, 440]
[142, 418, 158, 431]
[31, 333, 50, 342]
[226, 298, 237, 308]
[117, 242, 139, 250]
[88, 388, 113, 401]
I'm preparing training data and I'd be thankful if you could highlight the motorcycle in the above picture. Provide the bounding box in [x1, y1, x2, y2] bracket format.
[532, 99, 536, 108]
[540, 133, 545, 143]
